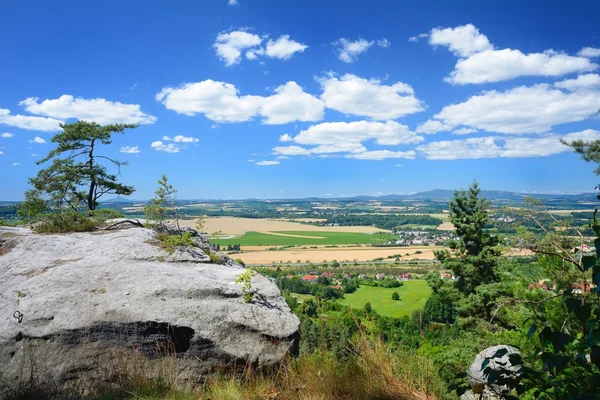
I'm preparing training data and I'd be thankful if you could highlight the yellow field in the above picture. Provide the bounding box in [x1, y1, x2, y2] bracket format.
[176, 217, 389, 235]
[437, 221, 455, 231]
[233, 245, 443, 264]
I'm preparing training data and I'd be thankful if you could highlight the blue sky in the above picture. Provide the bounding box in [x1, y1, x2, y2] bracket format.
[1, 0, 600, 200]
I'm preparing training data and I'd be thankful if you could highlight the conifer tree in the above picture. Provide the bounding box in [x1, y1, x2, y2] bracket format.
[29, 121, 137, 211]
[435, 181, 501, 294]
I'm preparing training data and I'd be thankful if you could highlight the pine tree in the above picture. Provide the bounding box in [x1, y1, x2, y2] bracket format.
[435, 181, 501, 294]
[29, 121, 137, 211]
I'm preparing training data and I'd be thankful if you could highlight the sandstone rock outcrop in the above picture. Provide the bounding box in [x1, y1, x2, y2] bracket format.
[0, 225, 299, 387]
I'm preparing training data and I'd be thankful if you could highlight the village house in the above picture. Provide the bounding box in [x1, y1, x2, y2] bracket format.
[302, 275, 318, 282]
[375, 273, 386, 280]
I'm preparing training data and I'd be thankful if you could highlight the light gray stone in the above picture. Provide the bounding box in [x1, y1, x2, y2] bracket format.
[464, 345, 522, 399]
[0, 226, 299, 387]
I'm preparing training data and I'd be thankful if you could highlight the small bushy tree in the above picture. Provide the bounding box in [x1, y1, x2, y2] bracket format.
[144, 175, 181, 232]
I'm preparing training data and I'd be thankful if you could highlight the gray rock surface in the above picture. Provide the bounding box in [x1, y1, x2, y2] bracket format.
[461, 345, 522, 399]
[0, 225, 299, 387]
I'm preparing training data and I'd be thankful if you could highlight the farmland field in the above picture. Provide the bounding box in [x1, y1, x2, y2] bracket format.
[210, 231, 396, 246]
[176, 217, 389, 234]
[338, 281, 432, 318]
[235, 245, 443, 264]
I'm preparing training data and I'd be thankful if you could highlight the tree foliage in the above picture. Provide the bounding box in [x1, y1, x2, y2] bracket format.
[435, 181, 501, 295]
[29, 121, 137, 212]
[144, 175, 181, 232]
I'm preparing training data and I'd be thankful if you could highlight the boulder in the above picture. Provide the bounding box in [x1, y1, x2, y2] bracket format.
[461, 345, 522, 399]
[0, 226, 299, 388]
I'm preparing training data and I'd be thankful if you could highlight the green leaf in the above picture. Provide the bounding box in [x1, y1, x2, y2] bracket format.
[527, 324, 537, 338]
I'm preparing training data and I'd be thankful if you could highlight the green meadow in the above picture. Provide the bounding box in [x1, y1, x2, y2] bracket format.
[338, 280, 432, 318]
[210, 231, 396, 246]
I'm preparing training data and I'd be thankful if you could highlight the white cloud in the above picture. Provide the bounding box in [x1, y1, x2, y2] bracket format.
[260, 35, 308, 60]
[415, 119, 453, 134]
[1, 133, 13, 138]
[0, 108, 62, 132]
[215, 30, 307, 65]
[334, 38, 390, 63]
[256, 160, 280, 166]
[151, 141, 180, 153]
[452, 127, 478, 135]
[260, 82, 324, 124]
[272, 121, 422, 160]
[425, 24, 598, 84]
[272, 145, 311, 156]
[28, 136, 47, 144]
[228, 0, 238, 5]
[408, 33, 428, 43]
[31, 153, 38, 157]
[346, 150, 416, 160]
[429, 24, 493, 57]
[396, 164, 403, 167]
[417, 130, 600, 160]
[279, 133, 293, 142]
[12, 162, 19, 166]
[554, 73, 600, 91]
[156, 80, 323, 124]
[578, 47, 600, 58]
[447, 49, 598, 85]
[293, 120, 423, 147]
[432, 84, 600, 134]
[247, 159, 255, 162]
[214, 30, 262, 66]
[20, 95, 156, 125]
[163, 135, 199, 143]
[319, 74, 424, 120]
[120, 146, 140, 154]
[0, 150, 3, 155]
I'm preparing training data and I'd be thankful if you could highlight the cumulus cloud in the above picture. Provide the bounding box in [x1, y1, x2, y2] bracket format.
[452, 127, 478, 135]
[578, 47, 600, 58]
[431, 84, 600, 134]
[279, 133, 293, 142]
[120, 146, 140, 154]
[0, 108, 62, 132]
[214, 30, 262, 66]
[272, 145, 311, 156]
[415, 119, 453, 134]
[156, 80, 323, 124]
[0, 150, 3, 155]
[271, 120, 422, 160]
[28, 136, 47, 144]
[408, 33, 428, 43]
[417, 130, 600, 160]
[256, 160, 280, 166]
[162, 135, 199, 143]
[334, 38, 390, 63]
[214, 30, 307, 66]
[429, 24, 493, 57]
[12, 162, 19, 166]
[151, 141, 180, 153]
[423, 24, 598, 84]
[554, 73, 600, 91]
[256, 35, 308, 60]
[20, 95, 156, 125]
[447, 49, 598, 84]
[319, 74, 424, 120]
[346, 150, 416, 160]
[228, 0, 238, 5]
[260, 82, 324, 124]
[1, 133, 13, 138]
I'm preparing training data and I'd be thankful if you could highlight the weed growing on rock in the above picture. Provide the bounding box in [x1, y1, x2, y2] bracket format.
[235, 270, 256, 303]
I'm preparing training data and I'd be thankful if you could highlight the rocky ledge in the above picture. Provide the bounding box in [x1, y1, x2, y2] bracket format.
[0, 224, 299, 387]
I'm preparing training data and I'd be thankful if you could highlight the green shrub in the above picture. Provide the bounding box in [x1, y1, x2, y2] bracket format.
[157, 232, 195, 254]
[34, 212, 98, 233]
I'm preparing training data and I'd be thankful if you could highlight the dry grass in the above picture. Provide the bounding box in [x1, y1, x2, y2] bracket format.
[2, 335, 443, 400]
[175, 217, 389, 235]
